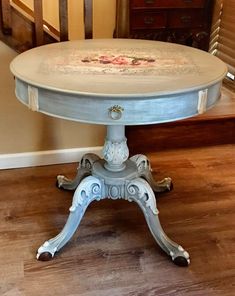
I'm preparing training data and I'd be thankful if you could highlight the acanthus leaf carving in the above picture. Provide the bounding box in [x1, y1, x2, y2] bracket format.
[126, 178, 159, 215]
[70, 176, 102, 212]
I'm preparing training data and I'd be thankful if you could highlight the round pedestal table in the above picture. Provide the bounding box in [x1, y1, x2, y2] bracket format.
[10, 39, 227, 266]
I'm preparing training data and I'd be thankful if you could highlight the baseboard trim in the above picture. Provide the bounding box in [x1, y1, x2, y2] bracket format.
[0, 146, 103, 170]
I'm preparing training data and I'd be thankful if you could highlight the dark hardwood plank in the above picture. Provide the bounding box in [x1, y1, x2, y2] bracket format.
[0, 144, 234, 295]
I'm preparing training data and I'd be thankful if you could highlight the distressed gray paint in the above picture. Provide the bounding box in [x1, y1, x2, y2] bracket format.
[11, 39, 227, 266]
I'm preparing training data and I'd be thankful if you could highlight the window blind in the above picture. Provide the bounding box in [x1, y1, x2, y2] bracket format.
[209, 0, 235, 89]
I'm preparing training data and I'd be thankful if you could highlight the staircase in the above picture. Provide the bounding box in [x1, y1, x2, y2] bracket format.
[0, 0, 127, 52]
[1, 0, 234, 154]
[0, 0, 69, 52]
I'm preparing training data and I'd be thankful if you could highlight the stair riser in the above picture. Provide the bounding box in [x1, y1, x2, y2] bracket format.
[127, 118, 235, 154]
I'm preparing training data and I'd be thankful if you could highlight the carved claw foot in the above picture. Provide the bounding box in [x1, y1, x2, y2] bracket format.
[172, 249, 190, 267]
[56, 153, 100, 190]
[153, 177, 173, 192]
[37, 176, 103, 260]
[130, 154, 173, 193]
[125, 177, 190, 266]
[37, 251, 53, 261]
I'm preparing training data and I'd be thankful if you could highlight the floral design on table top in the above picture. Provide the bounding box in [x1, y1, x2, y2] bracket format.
[81, 54, 156, 66]
[41, 48, 198, 76]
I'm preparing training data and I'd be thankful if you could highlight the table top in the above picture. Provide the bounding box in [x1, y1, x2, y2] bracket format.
[10, 39, 227, 125]
[11, 39, 226, 97]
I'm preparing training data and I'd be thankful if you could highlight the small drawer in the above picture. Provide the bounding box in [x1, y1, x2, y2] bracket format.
[131, 0, 205, 9]
[168, 10, 204, 28]
[130, 12, 167, 29]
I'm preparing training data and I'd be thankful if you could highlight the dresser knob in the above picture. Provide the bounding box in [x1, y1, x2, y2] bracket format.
[180, 15, 192, 23]
[108, 105, 124, 120]
[144, 16, 155, 25]
[144, 0, 156, 4]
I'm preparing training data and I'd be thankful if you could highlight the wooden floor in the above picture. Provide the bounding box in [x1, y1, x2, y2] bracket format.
[0, 144, 235, 296]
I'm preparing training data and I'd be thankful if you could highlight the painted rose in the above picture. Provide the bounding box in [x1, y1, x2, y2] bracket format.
[111, 56, 129, 65]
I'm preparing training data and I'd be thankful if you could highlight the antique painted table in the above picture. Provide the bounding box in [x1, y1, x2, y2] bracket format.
[10, 39, 227, 266]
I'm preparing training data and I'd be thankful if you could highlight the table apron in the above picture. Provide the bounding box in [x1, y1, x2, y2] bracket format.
[15, 78, 222, 125]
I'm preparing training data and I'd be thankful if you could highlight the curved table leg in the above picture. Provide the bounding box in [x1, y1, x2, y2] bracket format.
[130, 154, 172, 193]
[57, 153, 101, 190]
[126, 178, 190, 266]
[37, 175, 103, 261]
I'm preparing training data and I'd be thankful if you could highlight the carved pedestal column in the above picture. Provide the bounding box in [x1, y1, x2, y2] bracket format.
[103, 125, 129, 172]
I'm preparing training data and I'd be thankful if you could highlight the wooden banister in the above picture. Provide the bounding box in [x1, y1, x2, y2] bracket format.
[0, 0, 129, 52]
[1, 0, 12, 35]
[12, 0, 60, 39]
[84, 0, 92, 39]
[59, 0, 68, 41]
[115, 0, 129, 38]
[33, 0, 43, 46]
[34, 0, 69, 45]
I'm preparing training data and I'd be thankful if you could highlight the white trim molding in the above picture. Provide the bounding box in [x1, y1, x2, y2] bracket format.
[0, 146, 103, 170]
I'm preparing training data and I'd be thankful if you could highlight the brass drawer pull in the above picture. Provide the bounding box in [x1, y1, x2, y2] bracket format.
[180, 15, 192, 23]
[108, 105, 124, 120]
[144, 16, 155, 25]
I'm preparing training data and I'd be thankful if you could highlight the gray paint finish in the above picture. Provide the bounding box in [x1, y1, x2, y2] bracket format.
[11, 39, 227, 266]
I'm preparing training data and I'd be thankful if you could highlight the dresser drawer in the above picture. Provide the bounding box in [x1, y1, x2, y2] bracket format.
[130, 12, 167, 29]
[168, 10, 204, 28]
[131, 0, 206, 9]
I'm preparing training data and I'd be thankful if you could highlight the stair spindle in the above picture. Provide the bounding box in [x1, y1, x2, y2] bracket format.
[0, 0, 12, 35]
[33, 0, 44, 46]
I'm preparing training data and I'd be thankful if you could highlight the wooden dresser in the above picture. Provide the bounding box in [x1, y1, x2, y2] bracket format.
[129, 0, 213, 51]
